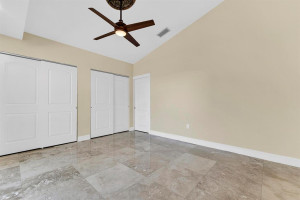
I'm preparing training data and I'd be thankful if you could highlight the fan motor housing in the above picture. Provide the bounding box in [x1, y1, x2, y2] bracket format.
[106, 0, 136, 10]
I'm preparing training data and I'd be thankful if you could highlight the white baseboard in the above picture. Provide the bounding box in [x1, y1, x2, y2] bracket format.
[77, 134, 91, 142]
[150, 130, 300, 168]
[129, 127, 134, 131]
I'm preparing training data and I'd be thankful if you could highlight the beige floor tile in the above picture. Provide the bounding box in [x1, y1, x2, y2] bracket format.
[73, 154, 117, 178]
[109, 180, 184, 200]
[186, 175, 259, 200]
[121, 152, 170, 176]
[0, 166, 21, 192]
[169, 153, 216, 176]
[152, 167, 200, 198]
[0, 154, 19, 171]
[7, 166, 103, 200]
[262, 161, 300, 200]
[206, 162, 262, 199]
[86, 163, 144, 198]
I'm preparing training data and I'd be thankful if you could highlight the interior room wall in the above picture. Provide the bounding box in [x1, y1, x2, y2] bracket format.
[0, 32, 134, 137]
[133, 0, 300, 159]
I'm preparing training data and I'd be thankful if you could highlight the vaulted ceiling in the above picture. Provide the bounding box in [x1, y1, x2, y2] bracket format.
[0, 0, 223, 63]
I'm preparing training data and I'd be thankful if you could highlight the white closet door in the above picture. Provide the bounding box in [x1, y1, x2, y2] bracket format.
[40, 61, 77, 147]
[0, 54, 42, 155]
[91, 71, 114, 138]
[0, 54, 77, 156]
[134, 74, 150, 133]
[114, 76, 129, 133]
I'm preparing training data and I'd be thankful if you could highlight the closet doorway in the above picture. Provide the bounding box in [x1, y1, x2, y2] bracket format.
[90, 70, 129, 138]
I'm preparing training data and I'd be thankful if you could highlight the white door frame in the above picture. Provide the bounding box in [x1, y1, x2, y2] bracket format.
[133, 73, 150, 133]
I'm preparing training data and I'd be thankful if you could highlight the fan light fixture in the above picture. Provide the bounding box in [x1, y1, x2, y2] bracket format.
[115, 29, 126, 37]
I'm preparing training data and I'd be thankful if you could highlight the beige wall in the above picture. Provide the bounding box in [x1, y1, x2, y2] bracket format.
[0, 33, 133, 137]
[134, 0, 300, 159]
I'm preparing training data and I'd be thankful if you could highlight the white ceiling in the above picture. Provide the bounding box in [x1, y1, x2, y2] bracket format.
[1, 0, 223, 64]
[0, 0, 29, 39]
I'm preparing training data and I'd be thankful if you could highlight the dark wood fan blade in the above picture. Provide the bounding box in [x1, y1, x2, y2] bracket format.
[89, 8, 117, 27]
[94, 31, 115, 40]
[126, 20, 155, 32]
[124, 33, 140, 47]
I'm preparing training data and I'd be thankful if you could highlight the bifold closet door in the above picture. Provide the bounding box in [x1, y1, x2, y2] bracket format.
[0, 54, 77, 156]
[114, 76, 129, 133]
[0, 54, 42, 155]
[91, 71, 114, 138]
[39, 61, 77, 148]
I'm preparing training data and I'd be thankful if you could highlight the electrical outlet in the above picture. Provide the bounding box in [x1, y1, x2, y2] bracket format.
[186, 124, 190, 129]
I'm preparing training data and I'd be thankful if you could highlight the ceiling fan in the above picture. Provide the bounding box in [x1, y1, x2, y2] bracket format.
[89, 0, 155, 47]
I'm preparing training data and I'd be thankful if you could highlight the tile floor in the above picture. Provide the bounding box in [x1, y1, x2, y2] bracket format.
[0, 131, 299, 200]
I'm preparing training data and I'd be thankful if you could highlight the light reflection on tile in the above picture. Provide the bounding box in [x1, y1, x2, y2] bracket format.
[121, 152, 170, 176]
[0, 166, 21, 192]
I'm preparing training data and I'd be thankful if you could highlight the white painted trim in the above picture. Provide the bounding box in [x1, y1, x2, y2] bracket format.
[133, 73, 150, 80]
[129, 127, 134, 131]
[150, 130, 300, 168]
[77, 134, 90, 142]
[133, 73, 151, 133]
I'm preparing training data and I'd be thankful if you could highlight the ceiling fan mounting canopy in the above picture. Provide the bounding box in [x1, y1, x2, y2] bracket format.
[106, 0, 136, 10]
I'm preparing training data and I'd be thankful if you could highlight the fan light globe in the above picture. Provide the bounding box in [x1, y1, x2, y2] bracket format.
[115, 30, 126, 37]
